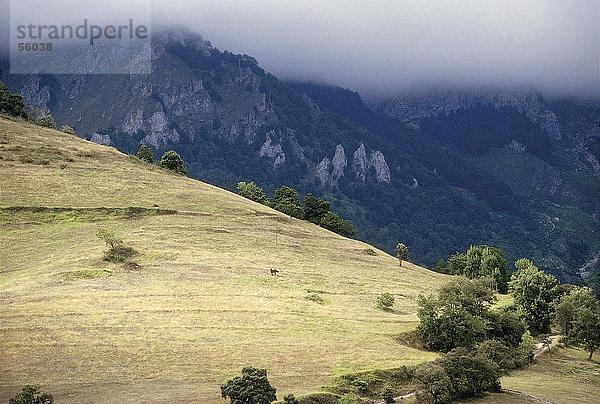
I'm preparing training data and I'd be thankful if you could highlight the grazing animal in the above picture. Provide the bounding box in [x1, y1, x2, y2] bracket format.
[270, 268, 279, 276]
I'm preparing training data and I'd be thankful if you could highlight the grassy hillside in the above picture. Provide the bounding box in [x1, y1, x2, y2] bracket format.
[472, 347, 600, 404]
[0, 117, 447, 403]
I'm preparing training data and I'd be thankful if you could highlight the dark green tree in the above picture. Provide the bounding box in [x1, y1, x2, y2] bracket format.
[271, 186, 304, 219]
[320, 211, 357, 238]
[136, 144, 155, 164]
[440, 245, 509, 293]
[509, 259, 558, 334]
[237, 181, 268, 204]
[9, 385, 53, 404]
[571, 306, 600, 360]
[486, 309, 527, 348]
[414, 361, 452, 404]
[555, 287, 597, 344]
[437, 348, 501, 397]
[159, 150, 188, 175]
[0, 82, 27, 118]
[303, 193, 331, 224]
[476, 339, 521, 373]
[221, 367, 277, 404]
[415, 348, 500, 403]
[416, 278, 495, 352]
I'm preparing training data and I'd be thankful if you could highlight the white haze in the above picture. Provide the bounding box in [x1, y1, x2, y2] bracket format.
[1, 0, 599, 100]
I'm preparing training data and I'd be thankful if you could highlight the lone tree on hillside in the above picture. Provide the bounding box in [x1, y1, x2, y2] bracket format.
[136, 144, 155, 164]
[9, 385, 53, 404]
[221, 367, 277, 404]
[96, 228, 136, 263]
[237, 181, 268, 205]
[159, 150, 188, 175]
[395, 243, 408, 266]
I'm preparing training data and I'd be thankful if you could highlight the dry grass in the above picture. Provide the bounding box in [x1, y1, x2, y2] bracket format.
[470, 347, 600, 404]
[0, 118, 447, 403]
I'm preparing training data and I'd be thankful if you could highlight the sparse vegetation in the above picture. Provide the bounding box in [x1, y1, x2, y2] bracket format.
[220, 367, 277, 404]
[338, 393, 360, 404]
[0, 117, 448, 402]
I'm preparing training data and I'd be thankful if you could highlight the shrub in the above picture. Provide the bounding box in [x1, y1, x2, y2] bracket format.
[221, 367, 277, 404]
[237, 181, 268, 204]
[475, 339, 521, 373]
[416, 348, 500, 403]
[283, 394, 300, 404]
[382, 387, 395, 403]
[136, 144, 155, 164]
[96, 228, 136, 263]
[61, 125, 75, 134]
[338, 393, 360, 404]
[305, 293, 325, 305]
[319, 211, 357, 238]
[377, 292, 395, 311]
[0, 82, 27, 118]
[159, 150, 188, 175]
[414, 362, 452, 404]
[9, 385, 53, 404]
[37, 114, 56, 128]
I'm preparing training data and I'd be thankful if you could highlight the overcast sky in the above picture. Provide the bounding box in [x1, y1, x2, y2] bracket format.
[2, 0, 599, 99]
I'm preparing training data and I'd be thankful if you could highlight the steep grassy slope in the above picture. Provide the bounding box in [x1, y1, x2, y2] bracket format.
[0, 117, 447, 403]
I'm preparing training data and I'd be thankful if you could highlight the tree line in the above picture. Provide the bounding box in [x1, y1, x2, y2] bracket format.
[236, 181, 358, 238]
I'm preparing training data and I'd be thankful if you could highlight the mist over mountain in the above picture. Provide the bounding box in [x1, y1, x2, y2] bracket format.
[1, 0, 598, 99]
